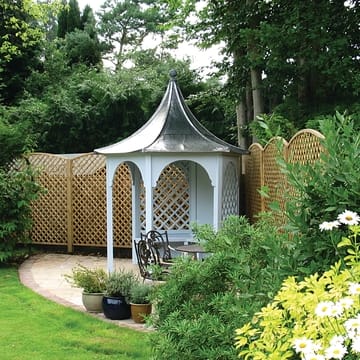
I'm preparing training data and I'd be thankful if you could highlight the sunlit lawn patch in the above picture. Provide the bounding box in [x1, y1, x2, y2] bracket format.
[0, 266, 151, 360]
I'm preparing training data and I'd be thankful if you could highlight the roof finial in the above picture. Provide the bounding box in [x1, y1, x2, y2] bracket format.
[169, 69, 177, 80]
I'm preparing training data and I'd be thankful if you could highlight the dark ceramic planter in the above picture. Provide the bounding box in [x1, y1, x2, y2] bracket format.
[102, 295, 131, 320]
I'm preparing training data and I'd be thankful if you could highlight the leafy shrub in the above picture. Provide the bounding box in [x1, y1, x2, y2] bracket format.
[149, 215, 299, 359]
[129, 282, 152, 304]
[64, 265, 107, 293]
[235, 210, 360, 360]
[249, 113, 297, 146]
[0, 164, 41, 263]
[280, 112, 360, 270]
[104, 268, 138, 301]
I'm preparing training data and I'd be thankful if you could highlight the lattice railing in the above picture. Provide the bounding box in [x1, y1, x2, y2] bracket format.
[245, 130, 324, 222]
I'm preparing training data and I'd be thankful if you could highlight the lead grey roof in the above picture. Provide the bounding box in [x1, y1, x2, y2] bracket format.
[95, 70, 247, 155]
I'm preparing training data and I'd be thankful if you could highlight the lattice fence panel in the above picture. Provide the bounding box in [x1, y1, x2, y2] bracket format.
[263, 138, 288, 224]
[222, 162, 239, 220]
[29, 154, 68, 245]
[286, 130, 325, 201]
[113, 163, 132, 248]
[245, 144, 263, 222]
[287, 129, 324, 164]
[72, 154, 107, 247]
[245, 129, 325, 224]
[153, 162, 190, 230]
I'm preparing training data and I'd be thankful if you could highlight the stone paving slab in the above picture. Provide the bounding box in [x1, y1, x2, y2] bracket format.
[18, 253, 151, 332]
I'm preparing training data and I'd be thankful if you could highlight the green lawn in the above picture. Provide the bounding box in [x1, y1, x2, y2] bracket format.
[0, 266, 151, 360]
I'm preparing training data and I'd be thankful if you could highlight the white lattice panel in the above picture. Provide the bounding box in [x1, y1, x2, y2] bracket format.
[153, 162, 190, 230]
[222, 162, 239, 220]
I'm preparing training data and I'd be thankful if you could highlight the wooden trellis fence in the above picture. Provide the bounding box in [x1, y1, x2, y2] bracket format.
[29, 153, 132, 252]
[245, 129, 325, 223]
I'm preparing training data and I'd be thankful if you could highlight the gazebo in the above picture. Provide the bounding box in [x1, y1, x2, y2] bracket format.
[95, 70, 248, 272]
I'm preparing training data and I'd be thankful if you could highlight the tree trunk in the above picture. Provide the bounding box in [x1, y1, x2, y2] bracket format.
[236, 100, 247, 148]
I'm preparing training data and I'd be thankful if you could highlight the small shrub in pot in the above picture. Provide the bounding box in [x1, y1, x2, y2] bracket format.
[102, 268, 138, 320]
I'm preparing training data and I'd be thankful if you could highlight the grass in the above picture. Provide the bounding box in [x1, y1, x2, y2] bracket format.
[0, 266, 152, 360]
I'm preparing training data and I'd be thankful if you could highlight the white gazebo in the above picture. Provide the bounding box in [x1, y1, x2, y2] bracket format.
[95, 70, 248, 272]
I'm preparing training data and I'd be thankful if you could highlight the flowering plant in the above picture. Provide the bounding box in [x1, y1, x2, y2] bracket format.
[235, 210, 360, 360]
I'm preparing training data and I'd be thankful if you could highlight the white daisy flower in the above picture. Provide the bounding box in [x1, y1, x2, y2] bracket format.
[303, 353, 326, 360]
[345, 315, 360, 339]
[324, 343, 347, 359]
[351, 335, 360, 353]
[303, 354, 325, 360]
[293, 338, 318, 354]
[337, 210, 360, 225]
[319, 220, 340, 231]
[337, 297, 354, 310]
[348, 282, 360, 296]
[328, 302, 344, 318]
[330, 335, 345, 346]
[315, 301, 335, 317]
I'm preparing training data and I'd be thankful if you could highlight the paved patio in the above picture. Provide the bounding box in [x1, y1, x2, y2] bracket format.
[18, 253, 150, 331]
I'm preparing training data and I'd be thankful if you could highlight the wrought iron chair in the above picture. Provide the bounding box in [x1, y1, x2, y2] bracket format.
[140, 230, 174, 264]
[134, 238, 158, 280]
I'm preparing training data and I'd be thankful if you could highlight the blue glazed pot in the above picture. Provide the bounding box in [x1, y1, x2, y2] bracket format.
[102, 295, 131, 320]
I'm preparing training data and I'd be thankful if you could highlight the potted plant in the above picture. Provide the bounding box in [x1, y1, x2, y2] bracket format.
[64, 265, 107, 313]
[129, 282, 152, 323]
[102, 268, 138, 320]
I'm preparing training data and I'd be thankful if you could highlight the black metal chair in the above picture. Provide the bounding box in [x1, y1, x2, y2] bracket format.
[134, 238, 171, 281]
[140, 230, 174, 264]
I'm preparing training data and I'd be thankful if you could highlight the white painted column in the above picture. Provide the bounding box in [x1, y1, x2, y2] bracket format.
[213, 157, 223, 231]
[106, 159, 116, 273]
[144, 155, 153, 232]
[131, 165, 141, 264]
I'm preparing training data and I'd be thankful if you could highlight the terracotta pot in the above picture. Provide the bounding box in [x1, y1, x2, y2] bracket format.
[130, 303, 152, 323]
[82, 292, 104, 313]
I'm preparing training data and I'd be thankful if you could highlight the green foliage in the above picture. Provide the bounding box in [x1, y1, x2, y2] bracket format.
[0, 116, 40, 263]
[249, 113, 297, 145]
[64, 29, 102, 67]
[0, 119, 33, 168]
[0, 165, 41, 263]
[0, 0, 43, 104]
[281, 112, 360, 270]
[98, 0, 173, 69]
[149, 214, 299, 359]
[64, 265, 107, 293]
[57, 0, 81, 38]
[129, 282, 152, 304]
[235, 217, 360, 360]
[104, 268, 138, 301]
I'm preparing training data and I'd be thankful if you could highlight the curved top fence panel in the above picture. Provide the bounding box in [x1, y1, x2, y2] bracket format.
[245, 129, 324, 222]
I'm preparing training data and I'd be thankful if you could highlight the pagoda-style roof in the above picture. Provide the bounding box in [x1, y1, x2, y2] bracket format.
[95, 70, 247, 155]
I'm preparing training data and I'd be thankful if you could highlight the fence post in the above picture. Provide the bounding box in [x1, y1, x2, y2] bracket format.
[66, 158, 73, 253]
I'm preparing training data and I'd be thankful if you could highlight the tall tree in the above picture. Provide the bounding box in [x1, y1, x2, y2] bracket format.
[97, 0, 171, 70]
[0, 0, 45, 104]
[167, 0, 360, 144]
[57, 0, 81, 38]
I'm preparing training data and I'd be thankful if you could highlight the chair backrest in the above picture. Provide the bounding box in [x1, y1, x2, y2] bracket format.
[134, 238, 161, 280]
[140, 230, 172, 262]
